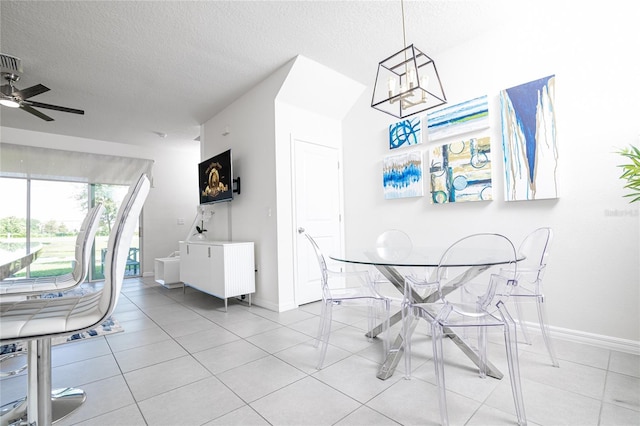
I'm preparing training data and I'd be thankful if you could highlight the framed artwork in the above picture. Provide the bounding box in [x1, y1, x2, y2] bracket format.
[383, 151, 424, 199]
[426, 95, 489, 142]
[389, 116, 422, 150]
[500, 75, 558, 201]
[429, 137, 492, 203]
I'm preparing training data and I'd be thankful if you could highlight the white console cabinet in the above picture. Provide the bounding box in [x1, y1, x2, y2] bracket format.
[179, 240, 255, 310]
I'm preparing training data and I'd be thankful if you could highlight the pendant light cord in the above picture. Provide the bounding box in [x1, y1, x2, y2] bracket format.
[401, 0, 407, 49]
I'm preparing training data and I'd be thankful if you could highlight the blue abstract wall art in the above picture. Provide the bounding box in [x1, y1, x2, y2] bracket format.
[500, 75, 558, 201]
[430, 137, 493, 204]
[383, 151, 424, 199]
[427, 95, 489, 142]
[389, 116, 422, 150]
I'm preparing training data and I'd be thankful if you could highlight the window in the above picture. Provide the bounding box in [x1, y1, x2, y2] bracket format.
[0, 143, 152, 281]
[0, 177, 142, 281]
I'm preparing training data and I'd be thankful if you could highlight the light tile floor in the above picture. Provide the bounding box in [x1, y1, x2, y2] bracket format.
[1, 277, 638, 425]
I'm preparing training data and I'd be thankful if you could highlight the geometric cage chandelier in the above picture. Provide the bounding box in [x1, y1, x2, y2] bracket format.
[371, 1, 446, 118]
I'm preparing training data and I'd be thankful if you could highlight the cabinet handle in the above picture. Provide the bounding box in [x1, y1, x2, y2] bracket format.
[187, 245, 190, 255]
[208, 247, 211, 258]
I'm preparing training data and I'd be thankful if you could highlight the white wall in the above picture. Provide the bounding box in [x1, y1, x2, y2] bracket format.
[0, 127, 200, 275]
[201, 55, 363, 312]
[200, 61, 292, 311]
[343, 3, 640, 346]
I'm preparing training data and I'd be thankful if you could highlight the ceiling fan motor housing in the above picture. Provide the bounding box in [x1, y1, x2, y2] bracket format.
[0, 53, 23, 75]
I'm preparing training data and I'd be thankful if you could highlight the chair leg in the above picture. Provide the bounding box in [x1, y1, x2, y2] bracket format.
[366, 300, 375, 343]
[513, 296, 532, 345]
[315, 301, 328, 348]
[498, 303, 527, 426]
[536, 295, 559, 367]
[432, 322, 449, 426]
[401, 301, 413, 380]
[316, 302, 333, 369]
[382, 299, 390, 362]
[477, 321, 488, 379]
[27, 339, 52, 425]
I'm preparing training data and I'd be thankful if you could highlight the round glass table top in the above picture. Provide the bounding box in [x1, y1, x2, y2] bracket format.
[330, 246, 522, 268]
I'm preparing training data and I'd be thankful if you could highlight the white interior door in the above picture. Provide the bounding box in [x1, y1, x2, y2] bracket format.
[293, 138, 343, 306]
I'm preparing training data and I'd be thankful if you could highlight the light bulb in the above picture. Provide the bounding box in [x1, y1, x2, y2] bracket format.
[387, 77, 397, 97]
[420, 75, 430, 88]
[407, 68, 416, 89]
[420, 75, 430, 101]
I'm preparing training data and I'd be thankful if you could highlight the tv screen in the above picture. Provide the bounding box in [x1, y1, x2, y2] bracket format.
[198, 149, 233, 204]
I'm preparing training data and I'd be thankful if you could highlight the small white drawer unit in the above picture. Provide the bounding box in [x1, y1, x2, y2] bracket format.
[179, 240, 255, 310]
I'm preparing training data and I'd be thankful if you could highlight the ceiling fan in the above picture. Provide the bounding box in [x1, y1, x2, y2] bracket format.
[0, 53, 84, 122]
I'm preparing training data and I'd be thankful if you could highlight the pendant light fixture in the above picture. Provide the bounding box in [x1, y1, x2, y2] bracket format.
[371, 0, 447, 118]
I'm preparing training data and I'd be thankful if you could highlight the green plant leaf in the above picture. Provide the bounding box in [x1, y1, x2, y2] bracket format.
[617, 145, 640, 203]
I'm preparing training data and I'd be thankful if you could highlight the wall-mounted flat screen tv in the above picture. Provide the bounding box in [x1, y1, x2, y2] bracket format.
[198, 149, 233, 204]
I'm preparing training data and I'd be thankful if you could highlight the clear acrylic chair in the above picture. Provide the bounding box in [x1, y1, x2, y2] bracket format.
[304, 233, 391, 370]
[0, 203, 105, 296]
[0, 174, 149, 426]
[508, 227, 558, 367]
[375, 229, 413, 262]
[372, 229, 422, 299]
[402, 233, 526, 426]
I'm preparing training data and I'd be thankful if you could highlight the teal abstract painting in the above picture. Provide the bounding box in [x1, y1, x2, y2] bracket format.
[389, 116, 422, 150]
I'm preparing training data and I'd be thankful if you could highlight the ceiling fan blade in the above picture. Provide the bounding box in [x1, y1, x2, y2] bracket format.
[20, 103, 54, 121]
[14, 84, 50, 100]
[24, 100, 84, 115]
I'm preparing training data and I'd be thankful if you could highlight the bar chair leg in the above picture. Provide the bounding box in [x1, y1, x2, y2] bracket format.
[0, 340, 86, 426]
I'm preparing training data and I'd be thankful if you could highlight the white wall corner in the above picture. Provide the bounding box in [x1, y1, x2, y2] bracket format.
[276, 54, 366, 120]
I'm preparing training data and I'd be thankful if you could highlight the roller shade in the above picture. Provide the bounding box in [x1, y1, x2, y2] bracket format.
[0, 143, 153, 185]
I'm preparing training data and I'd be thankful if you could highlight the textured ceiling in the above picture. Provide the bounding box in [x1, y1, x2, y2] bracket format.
[0, 0, 516, 148]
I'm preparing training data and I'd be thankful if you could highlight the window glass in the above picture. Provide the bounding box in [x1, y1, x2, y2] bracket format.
[0, 178, 28, 275]
[92, 183, 140, 280]
[29, 180, 87, 278]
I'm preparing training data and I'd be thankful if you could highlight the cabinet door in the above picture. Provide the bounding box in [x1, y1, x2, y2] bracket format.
[179, 243, 194, 283]
[180, 243, 208, 287]
[209, 245, 225, 297]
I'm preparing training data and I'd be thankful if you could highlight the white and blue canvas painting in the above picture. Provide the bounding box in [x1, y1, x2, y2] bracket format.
[383, 151, 424, 199]
[389, 116, 422, 150]
[500, 75, 558, 201]
[430, 137, 493, 204]
[427, 95, 489, 141]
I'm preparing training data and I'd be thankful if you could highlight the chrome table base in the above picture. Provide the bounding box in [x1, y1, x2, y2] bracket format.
[370, 264, 503, 380]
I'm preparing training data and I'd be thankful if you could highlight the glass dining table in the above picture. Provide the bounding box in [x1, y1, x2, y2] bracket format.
[330, 245, 521, 380]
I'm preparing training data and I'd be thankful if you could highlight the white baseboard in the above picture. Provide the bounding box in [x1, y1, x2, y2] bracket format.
[522, 321, 640, 355]
[250, 297, 297, 313]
